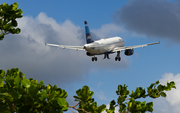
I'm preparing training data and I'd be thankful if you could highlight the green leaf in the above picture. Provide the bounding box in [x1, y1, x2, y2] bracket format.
[14, 76, 20, 88]
[119, 103, 126, 112]
[109, 100, 116, 111]
[0, 70, 5, 77]
[117, 95, 126, 104]
[157, 84, 164, 92]
[146, 102, 153, 112]
[0, 33, 5, 40]
[47, 84, 51, 91]
[75, 85, 94, 102]
[48, 91, 56, 100]
[38, 80, 44, 87]
[12, 2, 18, 10]
[57, 98, 67, 107]
[155, 80, 160, 84]
[170, 81, 175, 87]
[160, 92, 166, 97]
[110, 100, 116, 106]
[15, 28, 21, 34]
[62, 106, 68, 111]
[39, 90, 47, 101]
[21, 79, 30, 88]
[98, 104, 106, 112]
[12, 19, 17, 27]
[0, 78, 4, 87]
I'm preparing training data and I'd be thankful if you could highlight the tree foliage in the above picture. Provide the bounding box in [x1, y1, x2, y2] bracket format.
[0, 68, 68, 113]
[0, 2, 23, 40]
[0, 68, 176, 113]
[0, 2, 177, 113]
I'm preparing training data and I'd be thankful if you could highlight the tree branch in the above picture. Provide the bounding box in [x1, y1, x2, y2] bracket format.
[68, 103, 79, 108]
[8, 102, 14, 113]
[68, 109, 76, 113]
[68, 103, 91, 113]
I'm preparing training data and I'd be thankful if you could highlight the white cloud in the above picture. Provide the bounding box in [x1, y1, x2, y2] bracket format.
[0, 12, 129, 87]
[91, 23, 126, 39]
[153, 73, 180, 113]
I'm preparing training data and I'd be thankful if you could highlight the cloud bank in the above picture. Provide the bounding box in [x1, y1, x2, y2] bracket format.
[114, 0, 180, 43]
[0, 12, 129, 87]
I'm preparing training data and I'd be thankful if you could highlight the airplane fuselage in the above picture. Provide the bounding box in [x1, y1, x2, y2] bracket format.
[84, 37, 124, 55]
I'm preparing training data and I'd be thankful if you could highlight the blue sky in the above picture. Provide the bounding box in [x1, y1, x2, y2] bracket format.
[1, 0, 180, 113]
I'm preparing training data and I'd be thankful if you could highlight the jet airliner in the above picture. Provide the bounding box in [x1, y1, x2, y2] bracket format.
[46, 21, 159, 61]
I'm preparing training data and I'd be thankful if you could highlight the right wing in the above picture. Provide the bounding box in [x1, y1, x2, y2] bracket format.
[45, 43, 84, 50]
[112, 41, 160, 52]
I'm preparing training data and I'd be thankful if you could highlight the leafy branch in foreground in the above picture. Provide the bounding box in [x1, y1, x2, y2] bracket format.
[0, 68, 68, 113]
[0, 68, 176, 113]
[105, 80, 176, 113]
[70, 80, 175, 113]
[0, 2, 23, 40]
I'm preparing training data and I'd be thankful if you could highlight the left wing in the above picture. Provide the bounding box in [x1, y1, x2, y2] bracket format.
[113, 41, 160, 52]
[46, 43, 84, 50]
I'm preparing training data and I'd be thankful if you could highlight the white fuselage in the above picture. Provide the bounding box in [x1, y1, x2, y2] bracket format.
[84, 37, 124, 55]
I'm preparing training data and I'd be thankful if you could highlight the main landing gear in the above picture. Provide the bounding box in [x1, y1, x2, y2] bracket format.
[91, 51, 121, 62]
[115, 51, 121, 61]
[92, 57, 97, 61]
[104, 54, 110, 59]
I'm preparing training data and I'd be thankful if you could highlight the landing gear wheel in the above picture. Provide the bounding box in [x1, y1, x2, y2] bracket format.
[115, 57, 118, 61]
[92, 57, 97, 62]
[115, 57, 121, 61]
[95, 57, 97, 61]
[118, 57, 121, 61]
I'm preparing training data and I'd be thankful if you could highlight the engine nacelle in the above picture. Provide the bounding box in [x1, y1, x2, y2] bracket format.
[124, 49, 134, 56]
[86, 52, 94, 56]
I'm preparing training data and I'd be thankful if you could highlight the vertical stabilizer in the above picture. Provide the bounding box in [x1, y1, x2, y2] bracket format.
[84, 21, 94, 44]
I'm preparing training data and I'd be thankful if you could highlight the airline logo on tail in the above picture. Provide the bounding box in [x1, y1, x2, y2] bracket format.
[84, 21, 94, 44]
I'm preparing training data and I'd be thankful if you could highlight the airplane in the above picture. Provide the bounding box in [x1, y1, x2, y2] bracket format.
[46, 21, 160, 62]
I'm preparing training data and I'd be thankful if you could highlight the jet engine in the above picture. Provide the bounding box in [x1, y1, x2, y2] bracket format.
[124, 49, 134, 56]
[86, 52, 94, 56]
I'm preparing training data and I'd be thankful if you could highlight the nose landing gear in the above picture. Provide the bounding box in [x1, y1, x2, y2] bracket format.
[103, 54, 110, 59]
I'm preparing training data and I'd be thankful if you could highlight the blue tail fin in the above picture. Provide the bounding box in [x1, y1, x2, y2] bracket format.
[84, 21, 94, 44]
